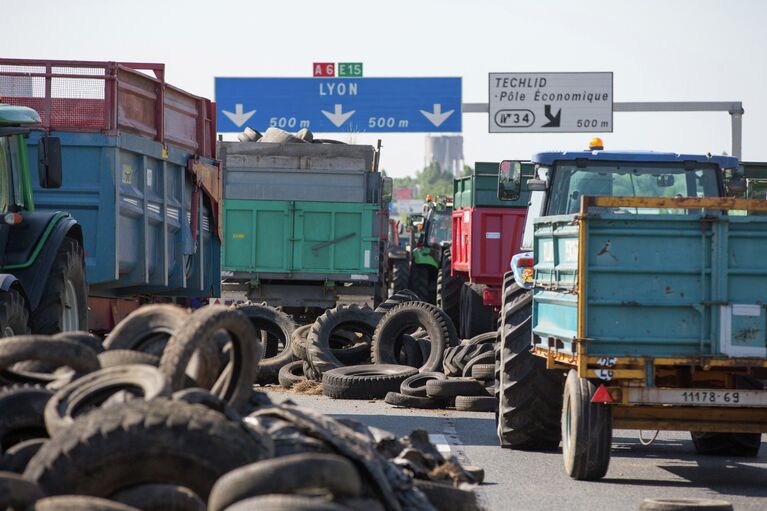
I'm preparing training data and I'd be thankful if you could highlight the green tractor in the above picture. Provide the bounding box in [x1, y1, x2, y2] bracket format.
[407, 196, 452, 304]
[0, 104, 86, 336]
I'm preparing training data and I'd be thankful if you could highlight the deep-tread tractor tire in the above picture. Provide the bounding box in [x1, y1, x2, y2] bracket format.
[690, 432, 762, 457]
[24, 399, 273, 499]
[0, 287, 29, 338]
[236, 303, 296, 384]
[436, 248, 462, 330]
[408, 263, 436, 304]
[497, 279, 563, 450]
[391, 259, 410, 294]
[321, 364, 418, 399]
[374, 289, 420, 314]
[29, 237, 87, 334]
[562, 370, 612, 480]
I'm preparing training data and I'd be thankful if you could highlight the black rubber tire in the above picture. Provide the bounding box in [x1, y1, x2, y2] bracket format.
[0, 471, 46, 510]
[0, 437, 46, 473]
[322, 364, 418, 400]
[290, 324, 312, 361]
[44, 364, 172, 437]
[436, 249, 462, 330]
[54, 331, 104, 353]
[426, 378, 487, 398]
[562, 370, 612, 480]
[462, 351, 495, 378]
[236, 303, 295, 384]
[28, 496, 141, 511]
[400, 335, 424, 367]
[0, 335, 100, 385]
[98, 349, 160, 369]
[408, 263, 435, 304]
[400, 372, 447, 398]
[104, 304, 189, 356]
[374, 289, 420, 314]
[639, 498, 734, 511]
[278, 360, 306, 389]
[305, 305, 379, 377]
[110, 483, 206, 511]
[208, 453, 361, 511]
[384, 391, 445, 409]
[413, 479, 481, 511]
[471, 363, 495, 381]
[29, 237, 88, 334]
[690, 432, 762, 457]
[0, 287, 29, 337]
[371, 301, 458, 373]
[24, 399, 273, 499]
[497, 281, 563, 451]
[222, 495, 350, 511]
[159, 305, 261, 412]
[455, 395, 497, 412]
[459, 283, 495, 339]
[391, 259, 410, 294]
[0, 384, 51, 451]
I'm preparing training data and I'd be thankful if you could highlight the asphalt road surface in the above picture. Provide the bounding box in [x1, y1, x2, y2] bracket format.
[268, 389, 767, 511]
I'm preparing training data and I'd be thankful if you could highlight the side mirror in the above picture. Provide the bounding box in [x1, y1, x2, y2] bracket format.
[527, 179, 548, 191]
[498, 160, 522, 200]
[381, 177, 393, 203]
[38, 136, 62, 189]
[656, 174, 675, 187]
[727, 177, 747, 196]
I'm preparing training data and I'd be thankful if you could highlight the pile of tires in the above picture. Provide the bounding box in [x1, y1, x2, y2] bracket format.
[383, 330, 498, 412]
[0, 302, 484, 511]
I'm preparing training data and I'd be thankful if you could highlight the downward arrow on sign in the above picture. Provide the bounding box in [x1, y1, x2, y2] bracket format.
[420, 104, 454, 128]
[222, 104, 256, 128]
[321, 104, 355, 127]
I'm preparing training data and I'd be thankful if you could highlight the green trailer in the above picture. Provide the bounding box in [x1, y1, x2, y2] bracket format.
[219, 140, 390, 314]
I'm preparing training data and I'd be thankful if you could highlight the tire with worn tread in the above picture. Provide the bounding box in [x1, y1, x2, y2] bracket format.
[408, 263, 435, 303]
[159, 306, 261, 411]
[28, 496, 141, 511]
[384, 391, 445, 409]
[371, 301, 457, 373]
[690, 432, 762, 457]
[322, 364, 418, 399]
[98, 350, 159, 368]
[305, 305, 379, 377]
[0, 384, 51, 451]
[471, 363, 495, 381]
[110, 483, 206, 511]
[0, 287, 29, 338]
[278, 360, 306, 389]
[0, 437, 46, 473]
[497, 280, 563, 450]
[0, 471, 46, 510]
[426, 378, 487, 398]
[400, 371, 447, 397]
[29, 238, 87, 334]
[24, 399, 273, 498]
[236, 303, 295, 384]
[374, 289, 420, 314]
[222, 495, 349, 511]
[562, 370, 612, 480]
[455, 395, 497, 412]
[391, 259, 410, 294]
[104, 304, 189, 356]
[208, 453, 361, 511]
[0, 335, 99, 385]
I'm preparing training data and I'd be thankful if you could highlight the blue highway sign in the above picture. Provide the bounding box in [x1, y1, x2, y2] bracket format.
[215, 77, 462, 133]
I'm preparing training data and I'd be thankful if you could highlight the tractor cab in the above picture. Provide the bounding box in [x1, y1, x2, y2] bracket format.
[499, 138, 742, 288]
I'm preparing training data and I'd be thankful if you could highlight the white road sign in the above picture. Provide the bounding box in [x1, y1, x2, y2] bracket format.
[489, 72, 613, 133]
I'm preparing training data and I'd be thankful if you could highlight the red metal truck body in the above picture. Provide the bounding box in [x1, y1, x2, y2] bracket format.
[451, 206, 526, 306]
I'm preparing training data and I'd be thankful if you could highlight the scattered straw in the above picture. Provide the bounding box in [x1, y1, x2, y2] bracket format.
[292, 379, 324, 395]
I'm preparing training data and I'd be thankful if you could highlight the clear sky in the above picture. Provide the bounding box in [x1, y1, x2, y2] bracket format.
[2, 0, 765, 177]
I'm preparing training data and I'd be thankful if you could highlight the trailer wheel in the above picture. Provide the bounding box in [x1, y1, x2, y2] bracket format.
[459, 283, 495, 339]
[562, 370, 612, 480]
[497, 281, 563, 450]
[391, 259, 410, 294]
[690, 432, 762, 457]
[436, 249, 462, 330]
[0, 287, 29, 338]
[30, 238, 87, 334]
[408, 263, 435, 304]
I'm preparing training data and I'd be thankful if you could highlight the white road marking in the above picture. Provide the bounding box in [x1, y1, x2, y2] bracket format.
[428, 433, 452, 455]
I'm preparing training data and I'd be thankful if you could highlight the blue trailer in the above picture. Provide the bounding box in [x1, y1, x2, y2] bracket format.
[0, 59, 222, 331]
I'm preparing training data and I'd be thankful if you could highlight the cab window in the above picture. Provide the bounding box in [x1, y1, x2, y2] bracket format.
[0, 138, 11, 212]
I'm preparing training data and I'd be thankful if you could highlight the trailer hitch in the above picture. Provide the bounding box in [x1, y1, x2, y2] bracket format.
[311, 233, 356, 256]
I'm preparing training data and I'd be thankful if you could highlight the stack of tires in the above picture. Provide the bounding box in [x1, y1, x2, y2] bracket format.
[0, 302, 484, 511]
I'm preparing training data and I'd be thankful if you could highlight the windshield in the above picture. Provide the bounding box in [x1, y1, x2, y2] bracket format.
[427, 211, 451, 246]
[548, 162, 721, 215]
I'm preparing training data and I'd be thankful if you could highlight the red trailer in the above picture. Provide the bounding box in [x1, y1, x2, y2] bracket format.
[448, 163, 531, 337]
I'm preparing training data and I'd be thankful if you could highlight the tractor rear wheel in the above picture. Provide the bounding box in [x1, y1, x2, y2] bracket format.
[30, 238, 87, 334]
[436, 249, 461, 330]
[497, 279, 563, 450]
[409, 263, 435, 304]
[459, 283, 495, 338]
[391, 259, 410, 294]
[0, 288, 29, 338]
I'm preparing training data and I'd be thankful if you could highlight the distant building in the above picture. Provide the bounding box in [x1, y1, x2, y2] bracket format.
[425, 135, 464, 176]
